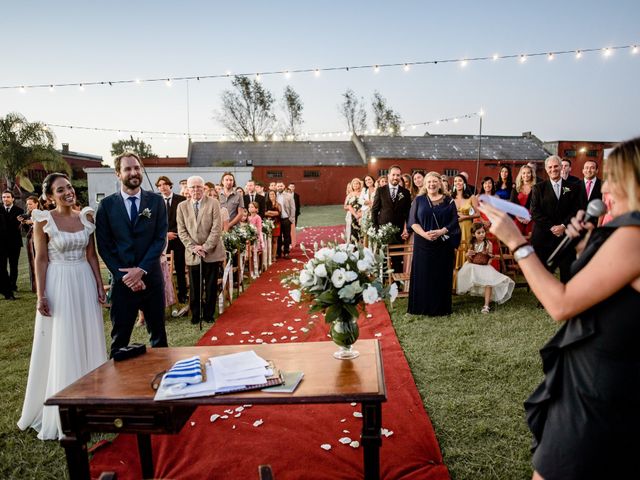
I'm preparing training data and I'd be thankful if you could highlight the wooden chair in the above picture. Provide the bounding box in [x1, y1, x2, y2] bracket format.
[385, 243, 413, 298]
[498, 239, 528, 288]
[258, 465, 274, 480]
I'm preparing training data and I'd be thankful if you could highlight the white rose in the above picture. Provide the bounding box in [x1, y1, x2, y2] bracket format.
[389, 283, 399, 302]
[357, 258, 373, 272]
[344, 270, 358, 282]
[331, 268, 347, 288]
[332, 251, 348, 264]
[315, 247, 333, 261]
[299, 270, 316, 287]
[362, 285, 379, 304]
[314, 263, 328, 278]
[289, 289, 302, 302]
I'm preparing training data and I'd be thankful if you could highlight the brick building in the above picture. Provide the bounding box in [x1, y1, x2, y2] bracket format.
[542, 140, 617, 175]
[188, 133, 550, 205]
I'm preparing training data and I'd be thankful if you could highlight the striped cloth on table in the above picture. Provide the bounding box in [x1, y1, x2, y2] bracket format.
[163, 356, 203, 386]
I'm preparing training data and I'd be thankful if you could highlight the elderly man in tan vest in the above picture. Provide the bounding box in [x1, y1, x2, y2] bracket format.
[177, 175, 225, 325]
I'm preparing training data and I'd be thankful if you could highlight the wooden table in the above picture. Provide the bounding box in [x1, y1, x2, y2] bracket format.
[46, 340, 387, 479]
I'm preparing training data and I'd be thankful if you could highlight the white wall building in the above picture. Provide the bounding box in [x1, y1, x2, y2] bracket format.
[84, 167, 254, 210]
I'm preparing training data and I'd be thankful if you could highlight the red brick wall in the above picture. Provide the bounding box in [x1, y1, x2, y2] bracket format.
[250, 159, 543, 205]
[556, 141, 610, 178]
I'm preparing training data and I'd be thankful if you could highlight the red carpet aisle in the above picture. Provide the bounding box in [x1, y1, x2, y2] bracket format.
[91, 226, 449, 479]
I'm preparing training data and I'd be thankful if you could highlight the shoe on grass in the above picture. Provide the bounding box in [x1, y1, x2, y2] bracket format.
[481, 305, 490, 314]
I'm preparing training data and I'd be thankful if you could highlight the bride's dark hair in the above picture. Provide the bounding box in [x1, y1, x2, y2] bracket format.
[41, 172, 70, 199]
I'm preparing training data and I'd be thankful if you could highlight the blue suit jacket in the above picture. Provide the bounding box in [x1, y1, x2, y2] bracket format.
[96, 189, 168, 282]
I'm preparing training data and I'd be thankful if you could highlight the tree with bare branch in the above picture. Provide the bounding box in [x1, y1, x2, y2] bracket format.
[216, 76, 276, 141]
[338, 89, 367, 135]
[281, 85, 304, 140]
[372, 91, 402, 136]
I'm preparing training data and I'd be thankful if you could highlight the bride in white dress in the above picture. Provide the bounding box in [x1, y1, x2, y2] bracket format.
[17, 173, 107, 440]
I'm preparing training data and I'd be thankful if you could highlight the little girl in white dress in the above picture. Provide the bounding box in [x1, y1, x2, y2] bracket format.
[456, 223, 515, 313]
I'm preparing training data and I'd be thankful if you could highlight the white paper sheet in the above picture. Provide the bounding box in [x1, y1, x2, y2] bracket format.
[478, 194, 531, 220]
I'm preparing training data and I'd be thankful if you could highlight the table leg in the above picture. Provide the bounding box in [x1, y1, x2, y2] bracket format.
[137, 433, 154, 479]
[60, 432, 91, 480]
[361, 401, 382, 480]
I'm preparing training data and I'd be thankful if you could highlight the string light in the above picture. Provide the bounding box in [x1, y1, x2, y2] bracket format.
[19, 86, 26, 94]
[547, 53, 554, 61]
[43, 110, 482, 142]
[460, 59, 468, 68]
[2, 43, 636, 91]
[79, 84, 84, 91]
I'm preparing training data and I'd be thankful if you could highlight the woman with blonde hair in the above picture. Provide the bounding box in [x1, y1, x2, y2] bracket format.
[344, 177, 364, 242]
[510, 164, 537, 236]
[479, 136, 640, 480]
[407, 172, 460, 315]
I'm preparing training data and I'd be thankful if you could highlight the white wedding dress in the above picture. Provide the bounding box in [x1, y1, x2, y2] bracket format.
[17, 208, 107, 440]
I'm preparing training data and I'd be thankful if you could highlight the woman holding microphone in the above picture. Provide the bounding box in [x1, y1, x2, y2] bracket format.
[479, 137, 640, 480]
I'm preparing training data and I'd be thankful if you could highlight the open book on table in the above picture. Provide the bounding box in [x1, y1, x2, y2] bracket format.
[154, 350, 283, 401]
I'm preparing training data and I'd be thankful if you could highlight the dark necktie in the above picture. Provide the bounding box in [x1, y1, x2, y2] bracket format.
[391, 187, 397, 201]
[194, 201, 199, 219]
[166, 198, 171, 218]
[128, 197, 138, 222]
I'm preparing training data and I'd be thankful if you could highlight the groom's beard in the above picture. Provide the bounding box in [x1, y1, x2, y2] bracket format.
[123, 174, 142, 189]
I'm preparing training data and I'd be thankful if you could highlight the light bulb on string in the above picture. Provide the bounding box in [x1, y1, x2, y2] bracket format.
[576, 50, 583, 59]
[314, 69, 320, 77]
[79, 84, 85, 91]
[632, 45, 638, 54]
[19, 86, 26, 94]
[519, 55, 527, 63]
[403, 63, 410, 72]
[166, 79, 172, 87]
[374, 65, 380, 73]
[49, 85, 55, 92]
[492, 53, 499, 61]
[602, 47, 612, 57]
[135, 78, 141, 84]
[255, 73, 262, 82]
[460, 59, 468, 68]
[548, 53, 554, 61]
[284, 70, 291, 79]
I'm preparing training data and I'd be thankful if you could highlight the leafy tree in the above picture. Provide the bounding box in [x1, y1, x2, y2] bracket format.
[111, 135, 156, 159]
[217, 75, 276, 141]
[371, 91, 403, 136]
[281, 85, 304, 140]
[338, 89, 367, 134]
[0, 112, 69, 191]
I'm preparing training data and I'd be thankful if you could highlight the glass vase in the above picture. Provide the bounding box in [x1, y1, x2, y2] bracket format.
[329, 317, 360, 360]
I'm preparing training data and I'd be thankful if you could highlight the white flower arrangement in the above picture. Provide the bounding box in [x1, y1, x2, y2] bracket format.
[286, 241, 398, 324]
[139, 208, 152, 219]
[366, 222, 400, 252]
[262, 218, 275, 235]
[346, 195, 364, 211]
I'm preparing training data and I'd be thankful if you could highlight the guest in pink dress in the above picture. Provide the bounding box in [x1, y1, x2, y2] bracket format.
[248, 202, 265, 252]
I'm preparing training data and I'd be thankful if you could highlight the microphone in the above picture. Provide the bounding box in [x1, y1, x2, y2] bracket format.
[546, 199, 606, 269]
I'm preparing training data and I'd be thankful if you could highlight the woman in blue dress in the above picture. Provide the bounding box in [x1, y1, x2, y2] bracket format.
[495, 165, 514, 200]
[407, 172, 460, 316]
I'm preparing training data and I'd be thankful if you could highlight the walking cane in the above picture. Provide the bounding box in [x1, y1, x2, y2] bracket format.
[199, 256, 203, 331]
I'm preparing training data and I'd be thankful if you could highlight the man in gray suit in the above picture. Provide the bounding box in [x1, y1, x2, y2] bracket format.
[177, 176, 225, 325]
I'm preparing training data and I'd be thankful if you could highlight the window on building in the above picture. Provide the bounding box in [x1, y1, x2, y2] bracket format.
[378, 169, 389, 178]
[587, 150, 598, 157]
[444, 168, 458, 177]
[303, 170, 320, 178]
[564, 150, 576, 158]
[266, 170, 283, 178]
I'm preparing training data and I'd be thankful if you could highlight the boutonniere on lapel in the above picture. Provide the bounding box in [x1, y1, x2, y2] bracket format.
[139, 208, 152, 219]
[562, 187, 571, 195]
[397, 192, 405, 201]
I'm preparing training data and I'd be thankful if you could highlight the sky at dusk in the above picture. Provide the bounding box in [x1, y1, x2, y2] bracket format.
[1, 0, 639, 165]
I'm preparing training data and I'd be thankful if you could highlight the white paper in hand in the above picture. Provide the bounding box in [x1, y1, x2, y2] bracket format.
[479, 194, 531, 221]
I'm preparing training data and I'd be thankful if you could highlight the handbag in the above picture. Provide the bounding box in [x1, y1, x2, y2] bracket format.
[470, 252, 491, 265]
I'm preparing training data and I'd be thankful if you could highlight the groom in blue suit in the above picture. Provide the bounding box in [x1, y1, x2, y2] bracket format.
[96, 152, 168, 357]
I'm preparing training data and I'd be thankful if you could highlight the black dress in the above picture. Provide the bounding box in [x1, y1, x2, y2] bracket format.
[407, 195, 460, 316]
[525, 211, 640, 479]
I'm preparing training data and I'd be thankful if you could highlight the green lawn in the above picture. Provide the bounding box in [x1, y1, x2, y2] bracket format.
[0, 205, 557, 479]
